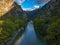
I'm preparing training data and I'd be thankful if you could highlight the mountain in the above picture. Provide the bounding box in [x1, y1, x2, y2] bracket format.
[38, 0, 60, 17]
[33, 0, 60, 45]
[0, 0, 27, 18]
[0, 0, 27, 45]
[4, 2, 27, 18]
[0, 0, 13, 17]
[27, 0, 60, 18]
[26, 1, 50, 18]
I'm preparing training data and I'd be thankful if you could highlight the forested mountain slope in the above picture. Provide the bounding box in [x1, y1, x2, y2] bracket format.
[33, 0, 60, 45]
[0, 0, 27, 45]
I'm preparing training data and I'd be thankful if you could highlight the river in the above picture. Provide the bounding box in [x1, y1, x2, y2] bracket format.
[14, 21, 47, 45]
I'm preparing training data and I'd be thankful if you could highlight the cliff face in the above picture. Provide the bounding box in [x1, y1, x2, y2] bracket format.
[0, 0, 27, 44]
[0, 0, 13, 17]
[4, 2, 27, 18]
[0, 0, 27, 18]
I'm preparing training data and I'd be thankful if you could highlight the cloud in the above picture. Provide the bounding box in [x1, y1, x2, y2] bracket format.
[22, 5, 40, 11]
[34, 6, 40, 8]
[14, 0, 50, 11]
[22, 0, 50, 11]
[14, 0, 25, 5]
[35, 0, 50, 4]
[22, 8, 33, 11]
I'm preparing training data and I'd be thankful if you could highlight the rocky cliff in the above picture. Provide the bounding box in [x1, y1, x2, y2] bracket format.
[0, 0, 27, 18]
[4, 2, 27, 18]
[0, 0, 27, 45]
[0, 0, 13, 17]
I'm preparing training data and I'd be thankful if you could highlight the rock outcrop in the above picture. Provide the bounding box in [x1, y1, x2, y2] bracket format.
[0, 0, 27, 18]
[4, 2, 27, 18]
[0, 0, 13, 17]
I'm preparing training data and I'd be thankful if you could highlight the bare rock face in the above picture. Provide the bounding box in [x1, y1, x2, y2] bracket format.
[0, 0, 13, 17]
[0, 0, 27, 18]
[3, 2, 28, 18]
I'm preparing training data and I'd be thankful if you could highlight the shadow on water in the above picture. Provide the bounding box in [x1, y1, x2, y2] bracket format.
[14, 20, 47, 45]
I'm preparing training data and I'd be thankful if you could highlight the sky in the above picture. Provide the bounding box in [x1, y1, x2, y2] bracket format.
[14, 0, 50, 11]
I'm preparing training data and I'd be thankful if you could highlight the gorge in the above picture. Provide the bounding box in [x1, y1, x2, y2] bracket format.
[0, 0, 60, 45]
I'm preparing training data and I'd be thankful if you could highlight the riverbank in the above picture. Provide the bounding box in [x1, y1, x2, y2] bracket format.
[13, 21, 47, 45]
[0, 27, 24, 45]
[0, 14, 27, 45]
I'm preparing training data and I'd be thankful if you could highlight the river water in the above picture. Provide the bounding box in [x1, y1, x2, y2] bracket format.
[14, 21, 47, 45]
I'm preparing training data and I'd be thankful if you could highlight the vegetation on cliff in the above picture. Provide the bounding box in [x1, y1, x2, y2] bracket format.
[33, 0, 60, 45]
[0, 14, 27, 43]
[0, 0, 28, 44]
[0, 0, 13, 17]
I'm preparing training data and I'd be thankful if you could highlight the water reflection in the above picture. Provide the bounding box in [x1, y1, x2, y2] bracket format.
[14, 21, 46, 45]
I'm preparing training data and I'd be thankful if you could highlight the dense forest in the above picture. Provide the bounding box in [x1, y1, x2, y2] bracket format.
[33, 0, 60, 45]
[0, 14, 27, 43]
